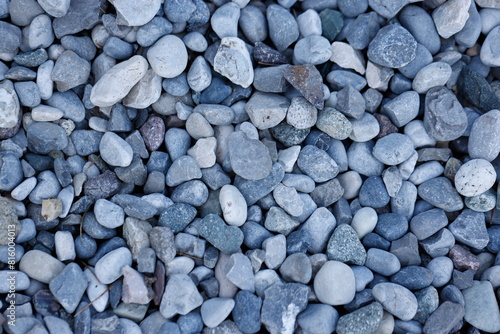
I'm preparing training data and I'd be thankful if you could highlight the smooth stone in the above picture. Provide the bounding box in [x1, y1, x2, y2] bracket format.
[266, 4, 299, 51]
[336, 302, 384, 334]
[279, 253, 312, 284]
[19, 250, 65, 284]
[245, 92, 289, 130]
[316, 107, 352, 140]
[27, 122, 68, 155]
[468, 109, 500, 162]
[455, 159, 496, 197]
[286, 97, 317, 130]
[418, 177, 464, 212]
[94, 199, 125, 229]
[314, 261, 355, 305]
[457, 67, 500, 113]
[412, 62, 452, 94]
[99, 132, 133, 167]
[109, 0, 160, 26]
[463, 281, 500, 333]
[201, 298, 235, 328]
[391, 266, 433, 291]
[351, 207, 378, 239]
[147, 35, 188, 79]
[410, 208, 448, 241]
[372, 133, 415, 166]
[399, 5, 440, 54]
[294, 35, 332, 65]
[219, 185, 247, 226]
[123, 69, 162, 109]
[94, 247, 132, 284]
[198, 214, 244, 254]
[358, 176, 390, 209]
[365, 249, 401, 276]
[228, 131, 272, 180]
[481, 26, 500, 67]
[372, 283, 418, 321]
[297, 304, 339, 334]
[264, 206, 300, 236]
[330, 42, 366, 74]
[54, 230, 75, 261]
[423, 301, 465, 334]
[224, 253, 255, 291]
[51, 50, 90, 92]
[234, 162, 285, 206]
[90, 55, 148, 107]
[298, 145, 339, 183]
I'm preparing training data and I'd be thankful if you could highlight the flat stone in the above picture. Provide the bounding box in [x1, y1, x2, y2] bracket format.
[316, 108, 352, 140]
[367, 25, 417, 68]
[109, 0, 160, 26]
[372, 283, 418, 321]
[449, 209, 489, 249]
[261, 283, 309, 334]
[234, 162, 285, 206]
[283, 65, 324, 110]
[372, 133, 415, 166]
[336, 302, 384, 334]
[468, 109, 500, 162]
[232, 291, 262, 334]
[198, 214, 244, 254]
[266, 4, 299, 52]
[418, 177, 464, 212]
[365, 248, 401, 276]
[245, 92, 289, 130]
[27, 122, 68, 155]
[457, 67, 500, 112]
[147, 35, 188, 79]
[423, 301, 465, 334]
[228, 131, 272, 180]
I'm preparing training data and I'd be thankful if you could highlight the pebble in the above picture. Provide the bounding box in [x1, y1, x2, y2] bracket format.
[201, 298, 235, 328]
[337, 302, 384, 334]
[327, 224, 366, 265]
[367, 25, 417, 68]
[160, 274, 203, 319]
[372, 283, 418, 321]
[94, 247, 132, 284]
[286, 97, 317, 130]
[448, 209, 489, 250]
[412, 62, 452, 94]
[468, 109, 500, 162]
[147, 35, 188, 79]
[372, 133, 415, 166]
[273, 183, 303, 217]
[284, 64, 325, 109]
[330, 42, 366, 75]
[245, 92, 289, 130]
[454, 159, 496, 197]
[297, 9, 322, 37]
[432, 0, 471, 39]
[90, 55, 148, 107]
[297, 145, 339, 182]
[280, 253, 312, 284]
[316, 107, 352, 140]
[49, 263, 88, 313]
[365, 248, 401, 276]
[94, 199, 125, 229]
[264, 206, 300, 236]
[358, 176, 390, 209]
[458, 67, 500, 113]
[349, 113, 380, 142]
[19, 250, 65, 284]
[314, 261, 355, 305]
[228, 131, 272, 180]
[463, 281, 500, 333]
[351, 207, 378, 239]
[261, 283, 309, 334]
[198, 214, 244, 254]
[214, 37, 254, 88]
[294, 35, 332, 65]
[54, 230, 75, 261]
[99, 131, 134, 167]
[267, 4, 299, 52]
[418, 177, 464, 212]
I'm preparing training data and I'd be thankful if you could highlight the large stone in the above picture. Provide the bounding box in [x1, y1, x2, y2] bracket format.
[463, 281, 500, 333]
[49, 263, 88, 313]
[245, 92, 289, 130]
[19, 250, 65, 284]
[432, 0, 471, 38]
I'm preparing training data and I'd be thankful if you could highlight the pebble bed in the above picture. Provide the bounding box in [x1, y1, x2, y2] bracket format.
[0, 0, 500, 333]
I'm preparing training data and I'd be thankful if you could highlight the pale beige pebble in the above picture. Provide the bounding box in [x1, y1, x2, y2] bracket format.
[19, 250, 65, 284]
[31, 105, 64, 122]
[219, 185, 248, 227]
[121, 265, 152, 304]
[54, 119, 75, 136]
[187, 137, 217, 168]
[41, 198, 63, 222]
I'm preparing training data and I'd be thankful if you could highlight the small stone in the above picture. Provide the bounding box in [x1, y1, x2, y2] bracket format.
[468, 109, 500, 162]
[160, 274, 203, 319]
[297, 304, 339, 334]
[367, 25, 417, 68]
[90, 56, 149, 107]
[213, 37, 253, 88]
[267, 4, 299, 52]
[245, 92, 289, 130]
[297, 145, 338, 182]
[219, 185, 247, 227]
[372, 283, 418, 321]
[264, 206, 300, 236]
[122, 265, 151, 305]
[319, 9, 343, 42]
[198, 214, 244, 254]
[149, 226, 176, 264]
[336, 302, 384, 334]
[358, 176, 390, 209]
[228, 131, 272, 180]
[19, 250, 65, 284]
[410, 208, 448, 241]
[147, 35, 188, 79]
[109, 0, 160, 26]
[49, 263, 87, 314]
[279, 253, 312, 284]
[314, 261, 355, 305]
[51, 51, 90, 92]
[454, 159, 496, 197]
[235, 162, 285, 205]
[457, 67, 500, 113]
[412, 62, 452, 94]
[283, 64, 325, 109]
[54, 230, 75, 261]
[463, 281, 500, 333]
[232, 291, 262, 334]
[372, 133, 415, 166]
[327, 224, 366, 265]
[330, 42, 366, 75]
[224, 253, 255, 291]
[27, 122, 68, 155]
[432, 0, 471, 38]
[41, 198, 62, 222]
[286, 97, 317, 130]
[99, 132, 134, 168]
[418, 177, 464, 212]
[382, 91, 420, 127]
[261, 283, 309, 334]
[449, 209, 489, 249]
[294, 35, 332, 65]
[448, 245, 480, 272]
[423, 301, 465, 334]
[95, 247, 132, 284]
[94, 199, 125, 229]
[316, 108, 352, 140]
[365, 248, 401, 276]
[201, 298, 235, 328]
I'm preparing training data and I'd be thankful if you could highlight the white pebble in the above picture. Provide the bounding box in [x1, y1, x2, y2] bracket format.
[55, 231, 76, 261]
[219, 185, 247, 226]
[351, 207, 378, 239]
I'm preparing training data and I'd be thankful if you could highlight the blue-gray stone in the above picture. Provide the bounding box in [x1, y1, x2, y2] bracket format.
[267, 4, 299, 52]
[198, 214, 244, 254]
[164, 0, 196, 23]
[83, 170, 121, 200]
[165, 128, 192, 161]
[347, 141, 385, 177]
[449, 209, 489, 250]
[391, 266, 433, 290]
[200, 77, 232, 104]
[363, 233, 391, 251]
[201, 164, 231, 190]
[270, 122, 310, 147]
[399, 5, 440, 55]
[423, 301, 465, 334]
[375, 213, 408, 241]
[358, 176, 390, 209]
[441, 285, 465, 307]
[310, 178, 344, 207]
[327, 224, 366, 265]
[186, 0, 210, 31]
[346, 12, 380, 50]
[261, 283, 310, 334]
[390, 232, 421, 267]
[232, 291, 262, 334]
[0, 152, 23, 191]
[74, 233, 97, 259]
[319, 9, 344, 42]
[82, 212, 117, 240]
[297, 304, 338, 334]
[60, 36, 96, 61]
[0, 21, 21, 53]
[338, 0, 367, 17]
[336, 302, 383, 334]
[264, 206, 300, 236]
[108, 104, 132, 132]
[112, 194, 157, 220]
[137, 17, 173, 47]
[410, 208, 448, 241]
[171, 180, 208, 207]
[88, 237, 127, 266]
[178, 312, 204, 334]
[103, 36, 134, 60]
[235, 162, 285, 206]
[146, 151, 171, 174]
[27, 122, 68, 155]
[52, 0, 101, 39]
[298, 145, 339, 183]
[166, 155, 202, 187]
[418, 177, 464, 212]
[365, 248, 401, 276]
[241, 221, 274, 249]
[71, 130, 103, 156]
[14, 48, 48, 67]
[51, 51, 91, 92]
[54, 157, 72, 188]
[47, 90, 86, 123]
[162, 73, 190, 97]
[159, 203, 197, 233]
[240, 6, 268, 44]
[49, 263, 88, 313]
[368, 24, 417, 68]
